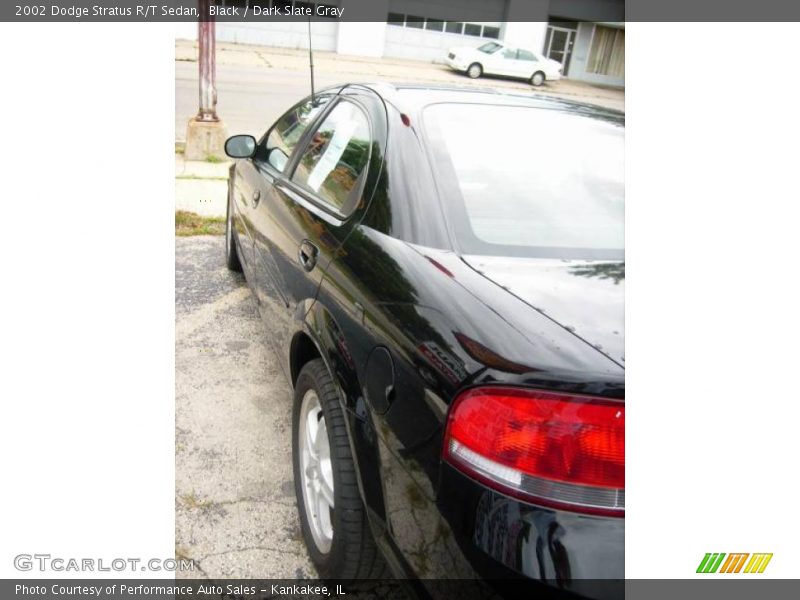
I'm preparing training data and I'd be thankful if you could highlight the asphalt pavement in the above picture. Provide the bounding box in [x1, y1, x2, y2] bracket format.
[175, 235, 315, 578]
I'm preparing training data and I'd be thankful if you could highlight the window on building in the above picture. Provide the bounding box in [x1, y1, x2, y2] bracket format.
[587, 26, 625, 78]
[405, 15, 424, 29]
[482, 26, 500, 39]
[425, 18, 444, 32]
[463, 23, 482, 36]
[386, 14, 501, 41]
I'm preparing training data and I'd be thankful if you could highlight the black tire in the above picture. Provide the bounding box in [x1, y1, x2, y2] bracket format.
[292, 359, 386, 579]
[225, 187, 242, 272]
[466, 62, 483, 79]
[530, 70, 546, 87]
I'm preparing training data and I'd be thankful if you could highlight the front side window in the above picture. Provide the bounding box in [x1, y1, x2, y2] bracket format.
[502, 48, 516, 59]
[255, 96, 330, 171]
[517, 49, 537, 61]
[292, 101, 372, 213]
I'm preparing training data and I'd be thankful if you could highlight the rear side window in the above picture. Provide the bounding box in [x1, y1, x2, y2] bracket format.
[292, 100, 371, 213]
[255, 96, 330, 171]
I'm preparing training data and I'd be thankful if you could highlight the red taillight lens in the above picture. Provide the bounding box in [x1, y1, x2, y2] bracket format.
[442, 386, 624, 516]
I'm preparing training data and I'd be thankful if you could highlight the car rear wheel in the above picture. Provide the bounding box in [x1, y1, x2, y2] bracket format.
[292, 359, 386, 579]
[225, 189, 242, 272]
[531, 71, 546, 86]
[466, 63, 482, 79]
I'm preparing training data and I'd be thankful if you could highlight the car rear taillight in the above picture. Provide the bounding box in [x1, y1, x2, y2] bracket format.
[442, 386, 624, 516]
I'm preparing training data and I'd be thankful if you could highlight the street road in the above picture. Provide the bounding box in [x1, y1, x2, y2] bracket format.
[175, 45, 624, 141]
[176, 61, 354, 142]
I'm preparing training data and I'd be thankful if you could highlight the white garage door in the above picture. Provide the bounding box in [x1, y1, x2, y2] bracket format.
[384, 0, 506, 62]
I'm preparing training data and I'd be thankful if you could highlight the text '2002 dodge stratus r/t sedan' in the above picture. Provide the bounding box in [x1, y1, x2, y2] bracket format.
[223, 83, 624, 600]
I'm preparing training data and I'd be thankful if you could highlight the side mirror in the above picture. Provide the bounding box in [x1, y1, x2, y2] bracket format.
[225, 135, 256, 159]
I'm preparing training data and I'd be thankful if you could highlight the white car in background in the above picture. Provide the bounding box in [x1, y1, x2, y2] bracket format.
[446, 41, 562, 86]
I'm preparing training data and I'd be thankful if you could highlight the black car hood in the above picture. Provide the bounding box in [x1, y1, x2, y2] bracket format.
[462, 255, 625, 367]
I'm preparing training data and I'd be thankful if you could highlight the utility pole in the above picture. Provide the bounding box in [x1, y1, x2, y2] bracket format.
[196, 3, 218, 122]
[184, 0, 227, 160]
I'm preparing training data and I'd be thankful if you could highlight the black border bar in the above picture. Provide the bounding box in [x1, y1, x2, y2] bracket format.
[4, 0, 800, 22]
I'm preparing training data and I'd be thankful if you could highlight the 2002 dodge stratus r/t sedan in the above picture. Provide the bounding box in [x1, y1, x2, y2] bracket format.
[224, 84, 624, 599]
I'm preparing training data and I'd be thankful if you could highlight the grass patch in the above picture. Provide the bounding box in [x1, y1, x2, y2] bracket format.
[205, 155, 225, 163]
[176, 211, 225, 237]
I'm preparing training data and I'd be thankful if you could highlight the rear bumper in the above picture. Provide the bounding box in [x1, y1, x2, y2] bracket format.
[380, 462, 623, 600]
[439, 465, 623, 595]
[446, 55, 469, 72]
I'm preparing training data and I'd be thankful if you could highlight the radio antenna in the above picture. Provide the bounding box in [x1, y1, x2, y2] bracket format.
[307, 18, 316, 105]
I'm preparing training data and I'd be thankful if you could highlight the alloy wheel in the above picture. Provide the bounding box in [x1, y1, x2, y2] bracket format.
[298, 388, 335, 554]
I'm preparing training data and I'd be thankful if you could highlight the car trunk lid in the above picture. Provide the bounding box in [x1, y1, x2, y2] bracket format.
[462, 255, 625, 367]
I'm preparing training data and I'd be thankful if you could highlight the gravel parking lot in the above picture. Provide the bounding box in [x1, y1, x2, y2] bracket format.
[175, 235, 315, 579]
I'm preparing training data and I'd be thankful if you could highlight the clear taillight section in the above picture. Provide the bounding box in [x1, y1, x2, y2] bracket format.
[442, 386, 624, 516]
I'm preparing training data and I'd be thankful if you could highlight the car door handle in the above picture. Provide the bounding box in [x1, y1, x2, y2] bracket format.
[252, 189, 261, 207]
[298, 240, 319, 272]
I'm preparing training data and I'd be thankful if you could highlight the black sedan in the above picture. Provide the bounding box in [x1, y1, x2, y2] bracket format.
[223, 84, 624, 599]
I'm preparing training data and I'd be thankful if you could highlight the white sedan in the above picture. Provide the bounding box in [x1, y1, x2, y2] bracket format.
[445, 41, 562, 86]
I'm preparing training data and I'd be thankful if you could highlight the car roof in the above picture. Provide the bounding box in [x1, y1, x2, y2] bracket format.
[326, 82, 624, 122]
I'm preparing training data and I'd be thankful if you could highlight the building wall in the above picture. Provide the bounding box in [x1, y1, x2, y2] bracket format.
[217, 21, 338, 51]
[336, 0, 390, 57]
[173, 19, 337, 52]
[174, 0, 625, 87]
[567, 21, 624, 88]
[383, 26, 499, 63]
[501, 21, 548, 58]
[382, 0, 505, 62]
